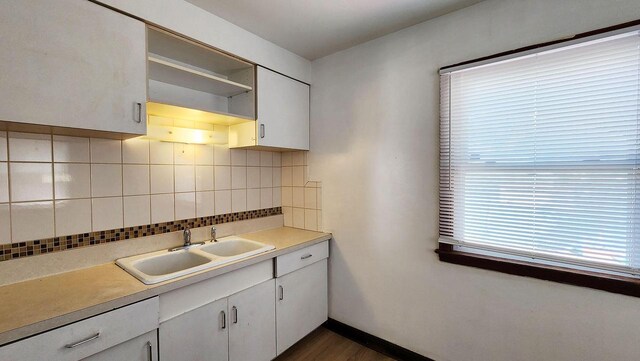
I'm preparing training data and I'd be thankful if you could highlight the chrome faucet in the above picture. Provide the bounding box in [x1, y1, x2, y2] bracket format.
[211, 226, 217, 242]
[183, 228, 192, 246]
[169, 227, 204, 251]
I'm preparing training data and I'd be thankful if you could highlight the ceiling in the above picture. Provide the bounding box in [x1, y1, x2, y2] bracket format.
[186, 0, 484, 60]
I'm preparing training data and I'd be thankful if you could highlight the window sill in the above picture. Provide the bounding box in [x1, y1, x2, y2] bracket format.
[436, 244, 640, 298]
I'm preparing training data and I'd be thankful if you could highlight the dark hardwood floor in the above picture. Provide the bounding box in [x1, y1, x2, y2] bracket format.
[275, 327, 396, 361]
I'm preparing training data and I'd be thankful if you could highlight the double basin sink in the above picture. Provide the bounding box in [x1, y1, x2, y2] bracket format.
[116, 237, 275, 284]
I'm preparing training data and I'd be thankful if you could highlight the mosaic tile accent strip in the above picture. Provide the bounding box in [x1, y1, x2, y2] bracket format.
[0, 207, 282, 261]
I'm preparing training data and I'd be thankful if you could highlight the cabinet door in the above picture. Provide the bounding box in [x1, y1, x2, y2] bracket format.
[82, 330, 157, 361]
[228, 279, 276, 361]
[0, 0, 147, 135]
[159, 298, 228, 361]
[276, 259, 328, 355]
[256, 67, 309, 150]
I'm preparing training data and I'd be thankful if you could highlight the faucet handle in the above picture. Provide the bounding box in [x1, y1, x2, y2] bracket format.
[183, 228, 192, 245]
[211, 226, 217, 241]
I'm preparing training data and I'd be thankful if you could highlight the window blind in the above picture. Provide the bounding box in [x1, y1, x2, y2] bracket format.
[439, 28, 640, 277]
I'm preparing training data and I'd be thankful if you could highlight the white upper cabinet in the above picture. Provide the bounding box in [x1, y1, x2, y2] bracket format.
[256, 67, 310, 150]
[0, 0, 147, 135]
[230, 67, 310, 150]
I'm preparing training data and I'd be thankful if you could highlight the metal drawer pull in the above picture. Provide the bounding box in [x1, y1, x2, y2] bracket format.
[232, 306, 238, 324]
[279, 285, 284, 301]
[301, 254, 313, 260]
[260, 124, 265, 138]
[135, 102, 143, 123]
[64, 332, 101, 348]
[146, 341, 153, 361]
[220, 310, 227, 329]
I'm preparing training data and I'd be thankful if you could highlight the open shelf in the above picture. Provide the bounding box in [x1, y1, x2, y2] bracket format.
[147, 101, 254, 126]
[148, 55, 252, 97]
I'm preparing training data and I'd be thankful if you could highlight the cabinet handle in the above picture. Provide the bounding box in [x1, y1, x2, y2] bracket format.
[279, 285, 284, 301]
[64, 332, 100, 348]
[301, 254, 313, 260]
[146, 341, 153, 361]
[135, 102, 143, 123]
[260, 124, 265, 138]
[220, 310, 226, 329]
[232, 306, 238, 324]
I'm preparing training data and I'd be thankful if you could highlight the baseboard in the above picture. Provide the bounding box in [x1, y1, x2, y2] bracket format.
[323, 318, 435, 361]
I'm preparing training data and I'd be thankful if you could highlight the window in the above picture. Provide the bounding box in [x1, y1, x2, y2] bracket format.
[439, 26, 640, 282]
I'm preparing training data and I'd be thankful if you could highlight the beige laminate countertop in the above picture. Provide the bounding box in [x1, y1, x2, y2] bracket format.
[0, 227, 331, 346]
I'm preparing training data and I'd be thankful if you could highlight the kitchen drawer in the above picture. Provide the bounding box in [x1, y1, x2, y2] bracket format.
[0, 297, 159, 361]
[275, 241, 328, 277]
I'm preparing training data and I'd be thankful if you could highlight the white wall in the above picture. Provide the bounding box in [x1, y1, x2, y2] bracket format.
[93, 0, 311, 83]
[310, 1, 640, 360]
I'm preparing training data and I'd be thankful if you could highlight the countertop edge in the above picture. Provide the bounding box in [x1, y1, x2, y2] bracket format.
[0, 231, 332, 346]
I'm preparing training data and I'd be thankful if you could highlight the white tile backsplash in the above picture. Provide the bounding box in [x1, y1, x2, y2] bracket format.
[174, 143, 195, 165]
[11, 201, 54, 242]
[232, 189, 247, 212]
[54, 163, 91, 200]
[123, 165, 150, 196]
[213, 144, 230, 165]
[92, 197, 123, 231]
[0, 132, 7, 162]
[175, 192, 196, 220]
[0, 204, 10, 244]
[195, 144, 214, 165]
[196, 191, 215, 217]
[53, 136, 90, 163]
[247, 188, 261, 211]
[214, 166, 231, 190]
[9, 132, 52, 162]
[150, 141, 174, 164]
[292, 207, 305, 228]
[231, 166, 247, 189]
[231, 149, 247, 166]
[247, 150, 260, 166]
[260, 167, 273, 187]
[260, 151, 272, 166]
[214, 190, 231, 214]
[247, 167, 260, 188]
[273, 188, 282, 207]
[124, 195, 151, 227]
[174, 165, 195, 192]
[260, 188, 273, 208]
[91, 164, 122, 197]
[195, 166, 214, 191]
[0, 133, 282, 243]
[122, 138, 149, 164]
[0, 163, 8, 203]
[151, 193, 174, 223]
[55, 199, 92, 236]
[150, 165, 174, 194]
[10, 163, 53, 202]
[90, 138, 121, 163]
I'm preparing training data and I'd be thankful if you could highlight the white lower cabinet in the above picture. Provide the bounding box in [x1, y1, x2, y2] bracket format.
[0, 297, 159, 361]
[82, 330, 157, 361]
[159, 298, 228, 361]
[275, 259, 328, 355]
[158, 279, 276, 361]
[229, 280, 277, 361]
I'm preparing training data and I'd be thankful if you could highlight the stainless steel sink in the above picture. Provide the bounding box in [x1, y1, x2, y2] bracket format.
[116, 236, 275, 284]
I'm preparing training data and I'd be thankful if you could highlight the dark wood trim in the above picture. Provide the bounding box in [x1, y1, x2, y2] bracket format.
[437, 245, 640, 298]
[323, 319, 435, 361]
[440, 19, 640, 71]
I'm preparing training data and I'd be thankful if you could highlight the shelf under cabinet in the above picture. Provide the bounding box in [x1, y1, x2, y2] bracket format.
[148, 55, 253, 97]
[147, 101, 254, 126]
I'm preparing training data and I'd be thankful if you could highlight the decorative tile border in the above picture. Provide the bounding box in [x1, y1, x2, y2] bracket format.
[0, 207, 282, 262]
